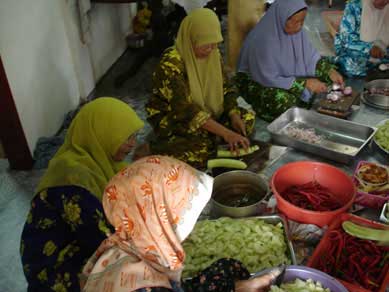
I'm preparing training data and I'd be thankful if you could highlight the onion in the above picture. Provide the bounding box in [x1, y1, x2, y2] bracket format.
[369, 87, 389, 96]
[327, 92, 342, 102]
[285, 126, 323, 144]
[343, 86, 352, 96]
[379, 63, 389, 71]
[332, 83, 342, 91]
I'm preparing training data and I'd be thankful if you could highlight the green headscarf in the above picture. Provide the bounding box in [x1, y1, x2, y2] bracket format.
[36, 97, 144, 200]
[175, 8, 224, 118]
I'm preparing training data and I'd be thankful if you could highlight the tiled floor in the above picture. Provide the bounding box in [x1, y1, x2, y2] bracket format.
[0, 0, 345, 291]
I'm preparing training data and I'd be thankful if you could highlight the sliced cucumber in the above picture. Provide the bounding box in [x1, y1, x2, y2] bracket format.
[342, 221, 389, 242]
[217, 145, 260, 158]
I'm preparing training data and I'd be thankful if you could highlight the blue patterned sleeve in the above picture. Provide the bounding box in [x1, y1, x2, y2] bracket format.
[334, 0, 373, 58]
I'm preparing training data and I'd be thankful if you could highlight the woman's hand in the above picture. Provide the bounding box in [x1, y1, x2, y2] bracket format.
[305, 78, 327, 94]
[329, 69, 345, 87]
[235, 273, 276, 292]
[370, 45, 385, 59]
[230, 112, 247, 136]
[223, 129, 250, 152]
[201, 118, 250, 153]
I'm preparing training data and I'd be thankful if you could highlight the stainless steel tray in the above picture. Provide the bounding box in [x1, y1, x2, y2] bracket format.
[361, 79, 389, 110]
[184, 215, 297, 279]
[267, 107, 376, 164]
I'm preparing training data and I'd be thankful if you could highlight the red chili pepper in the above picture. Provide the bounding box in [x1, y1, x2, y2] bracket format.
[314, 228, 389, 292]
[280, 181, 342, 211]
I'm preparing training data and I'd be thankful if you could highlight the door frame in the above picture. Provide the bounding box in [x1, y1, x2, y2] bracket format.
[0, 55, 34, 169]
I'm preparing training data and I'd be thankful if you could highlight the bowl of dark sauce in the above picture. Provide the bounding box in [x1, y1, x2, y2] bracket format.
[211, 170, 270, 218]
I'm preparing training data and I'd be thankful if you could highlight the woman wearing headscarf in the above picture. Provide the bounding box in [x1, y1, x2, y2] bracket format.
[334, 0, 389, 77]
[81, 155, 280, 292]
[146, 8, 255, 170]
[20, 98, 144, 292]
[236, 0, 344, 122]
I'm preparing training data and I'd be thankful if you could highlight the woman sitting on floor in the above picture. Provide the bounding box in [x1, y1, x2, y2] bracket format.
[146, 8, 254, 170]
[235, 0, 344, 122]
[334, 0, 389, 77]
[81, 155, 279, 292]
[20, 98, 144, 292]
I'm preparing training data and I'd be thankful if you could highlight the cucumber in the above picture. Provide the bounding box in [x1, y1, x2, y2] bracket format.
[207, 159, 247, 170]
[217, 145, 260, 158]
[342, 221, 389, 242]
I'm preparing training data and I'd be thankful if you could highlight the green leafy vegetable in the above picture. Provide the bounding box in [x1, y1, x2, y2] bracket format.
[182, 217, 290, 278]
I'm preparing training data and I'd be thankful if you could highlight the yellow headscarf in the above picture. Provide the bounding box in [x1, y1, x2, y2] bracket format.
[175, 8, 224, 118]
[36, 97, 144, 200]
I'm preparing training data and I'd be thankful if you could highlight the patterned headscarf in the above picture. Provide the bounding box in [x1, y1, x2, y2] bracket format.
[81, 156, 213, 291]
[360, 0, 389, 47]
[36, 97, 144, 200]
[175, 8, 224, 118]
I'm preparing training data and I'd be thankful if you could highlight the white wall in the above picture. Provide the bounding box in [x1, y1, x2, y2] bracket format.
[88, 2, 135, 80]
[0, 0, 136, 154]
[0, 0, 80, 152]
[62, 0, 137, 97]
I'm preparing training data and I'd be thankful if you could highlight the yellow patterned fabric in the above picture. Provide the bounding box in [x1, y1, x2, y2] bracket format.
[189, 111, 211, 133]
[146, 46, 253, 169]
[36, 97, 144, 200]
[175, 8, 224, 118]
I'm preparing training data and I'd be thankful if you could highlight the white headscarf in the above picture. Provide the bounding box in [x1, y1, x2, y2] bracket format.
[360, 0, 389, 47]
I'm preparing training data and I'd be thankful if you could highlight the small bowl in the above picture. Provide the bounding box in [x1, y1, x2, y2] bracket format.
[353, 161, 389, 209]
[280, 265, 348, 292]
[380, 203, 389, 224]
[211, 170, 270, 218]
[355, 162, 389, 186]
[271, 161, 355, 227]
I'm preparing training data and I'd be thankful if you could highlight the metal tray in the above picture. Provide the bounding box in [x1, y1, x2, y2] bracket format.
[184, 215, 297, 279]
[361, 79, 389, 110]
[267, 107, 376, 164]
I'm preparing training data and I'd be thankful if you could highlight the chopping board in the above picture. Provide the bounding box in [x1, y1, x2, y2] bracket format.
[211, 140, 271, 177]
[365, 67, 389, 81]
[315, 91, 359, 119]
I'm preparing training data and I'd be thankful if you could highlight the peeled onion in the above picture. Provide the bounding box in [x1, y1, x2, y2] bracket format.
[343, 86, 352, 96]
[379, 64, 389, 71]
[326, 92, 342, 102]
[332, 83, 342, 91]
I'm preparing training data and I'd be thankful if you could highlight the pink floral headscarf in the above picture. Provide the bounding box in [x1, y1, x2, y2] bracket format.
[81, 156, 213, 291]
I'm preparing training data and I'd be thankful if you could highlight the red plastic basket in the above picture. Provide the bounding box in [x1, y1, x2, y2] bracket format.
[307, 213, 389, 292]
[353, 161, 389, 209]
[271, 161, 355, 227]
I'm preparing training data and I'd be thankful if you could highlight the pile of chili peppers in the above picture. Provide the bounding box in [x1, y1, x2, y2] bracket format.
[316, 229, 389, 291]
[281, 181, 342, 211]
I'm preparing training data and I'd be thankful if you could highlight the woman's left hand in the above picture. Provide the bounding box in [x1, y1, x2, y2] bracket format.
[329, 69, 345, 87]
[230, 112, 247, 136]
